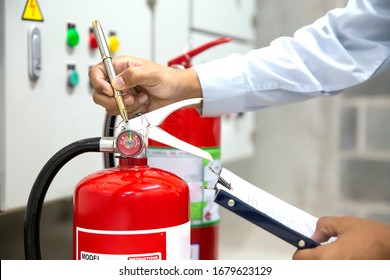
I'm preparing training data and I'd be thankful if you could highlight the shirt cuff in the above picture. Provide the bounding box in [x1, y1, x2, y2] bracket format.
[192, 54, 248, 116]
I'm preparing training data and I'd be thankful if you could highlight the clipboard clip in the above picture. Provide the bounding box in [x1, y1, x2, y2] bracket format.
[208, 167, 232, 190]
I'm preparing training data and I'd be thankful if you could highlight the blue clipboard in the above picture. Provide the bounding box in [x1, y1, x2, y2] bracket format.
[214, 188, 320, 249]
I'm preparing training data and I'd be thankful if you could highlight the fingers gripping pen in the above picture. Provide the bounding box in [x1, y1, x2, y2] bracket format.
[92, 20, 129, 122]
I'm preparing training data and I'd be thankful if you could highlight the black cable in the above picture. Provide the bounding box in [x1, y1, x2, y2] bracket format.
[103, 114, 117, 168]
[24, 137, 101, 260]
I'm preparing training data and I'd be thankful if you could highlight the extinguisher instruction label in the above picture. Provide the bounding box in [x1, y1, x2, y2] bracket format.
[148, 148, 222, 226]
[80, 251, 162, 260]
[76, 222, 190, 260]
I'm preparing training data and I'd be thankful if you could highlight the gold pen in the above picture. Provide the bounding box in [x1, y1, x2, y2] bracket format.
[92, 20, 128, 122]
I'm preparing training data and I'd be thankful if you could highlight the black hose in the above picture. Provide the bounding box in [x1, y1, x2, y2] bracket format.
[103, 114, 117, 168]
[24, 137, 101, 260]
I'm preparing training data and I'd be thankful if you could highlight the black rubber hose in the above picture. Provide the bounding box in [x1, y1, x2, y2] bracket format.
[103, 114, 116, 168]
[24, 137, 101, 260]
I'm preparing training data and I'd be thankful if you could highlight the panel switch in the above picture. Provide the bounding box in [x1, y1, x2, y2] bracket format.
[108, 31, 120, 53]
[67, 23, 79, 47]
[28, 26, 41, 80]
[67, 64, 79, 88]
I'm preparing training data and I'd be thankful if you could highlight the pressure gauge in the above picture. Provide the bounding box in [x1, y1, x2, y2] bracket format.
[116, 130, 144, 157]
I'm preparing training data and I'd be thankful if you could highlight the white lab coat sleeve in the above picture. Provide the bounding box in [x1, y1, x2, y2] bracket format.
[193, 0, 390, 116]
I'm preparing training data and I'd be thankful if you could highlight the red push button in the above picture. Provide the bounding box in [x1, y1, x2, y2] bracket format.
[89, 28, 98, 49]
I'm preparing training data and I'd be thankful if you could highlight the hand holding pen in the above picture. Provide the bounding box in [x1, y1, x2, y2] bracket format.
[92, 20, 129, 122]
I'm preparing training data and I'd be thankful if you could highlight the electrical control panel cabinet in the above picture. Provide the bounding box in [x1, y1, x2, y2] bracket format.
[0, 0, 151, 211]
[0, 0, 256, 211]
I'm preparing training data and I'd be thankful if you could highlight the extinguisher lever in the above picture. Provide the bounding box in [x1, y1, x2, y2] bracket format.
[168, 37, 232, 69]
[123, 98, 213, 161]
[149, 127, 213, 161]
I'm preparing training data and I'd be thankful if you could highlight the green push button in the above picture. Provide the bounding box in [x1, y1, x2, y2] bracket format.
[67, 28, 79, 47]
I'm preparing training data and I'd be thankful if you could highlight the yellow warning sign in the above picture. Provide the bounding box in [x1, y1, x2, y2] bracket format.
[22, 0, 44, 22]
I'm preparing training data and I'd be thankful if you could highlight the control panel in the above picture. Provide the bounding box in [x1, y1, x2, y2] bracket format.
[0, 0, 151, 211]
[0, 0, 256, 212]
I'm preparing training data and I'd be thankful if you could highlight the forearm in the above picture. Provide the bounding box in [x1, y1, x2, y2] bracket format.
[176, 68, 203, 102]
[193, 0, 390, 116]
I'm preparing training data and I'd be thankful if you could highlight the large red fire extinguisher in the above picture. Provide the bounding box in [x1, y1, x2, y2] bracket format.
[73, 156, 189, 260]
[148, 37, 231, 260]
[24, 99, 212, 260]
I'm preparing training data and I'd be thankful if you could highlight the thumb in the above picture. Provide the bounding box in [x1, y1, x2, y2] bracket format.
[112, 76, 126, 90]
[311, 216, 343, 243]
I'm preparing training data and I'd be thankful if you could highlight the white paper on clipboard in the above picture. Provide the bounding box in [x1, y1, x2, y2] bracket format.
[217, 168, 318, 239]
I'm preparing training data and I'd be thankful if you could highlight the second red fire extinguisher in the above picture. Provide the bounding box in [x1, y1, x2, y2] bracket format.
[148, 37, 232, 260]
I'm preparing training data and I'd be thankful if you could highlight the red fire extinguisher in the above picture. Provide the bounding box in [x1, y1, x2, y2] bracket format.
[148, 37, 232, 260]
[24, 99, 212, 260]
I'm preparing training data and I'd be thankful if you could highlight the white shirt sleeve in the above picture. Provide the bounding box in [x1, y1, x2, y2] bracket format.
[193, 0, 390, 116]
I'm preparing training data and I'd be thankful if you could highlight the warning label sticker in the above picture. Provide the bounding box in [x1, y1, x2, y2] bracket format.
[22, 0, 44, 22]
[80, 251, 162, 260]
[76, 228, 167, 260]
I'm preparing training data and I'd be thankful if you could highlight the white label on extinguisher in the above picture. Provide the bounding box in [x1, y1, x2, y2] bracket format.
[148, 148, 222, 226]
[80, 251, 162, 260]
[76, 221, 190, 260]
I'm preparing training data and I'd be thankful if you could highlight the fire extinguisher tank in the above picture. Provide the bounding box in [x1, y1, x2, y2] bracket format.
[149, 108, 221, 260]
[73, 157, 190, 260]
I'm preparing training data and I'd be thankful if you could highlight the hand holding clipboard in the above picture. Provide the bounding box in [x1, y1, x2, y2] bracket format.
[211, 168, 320, 249]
